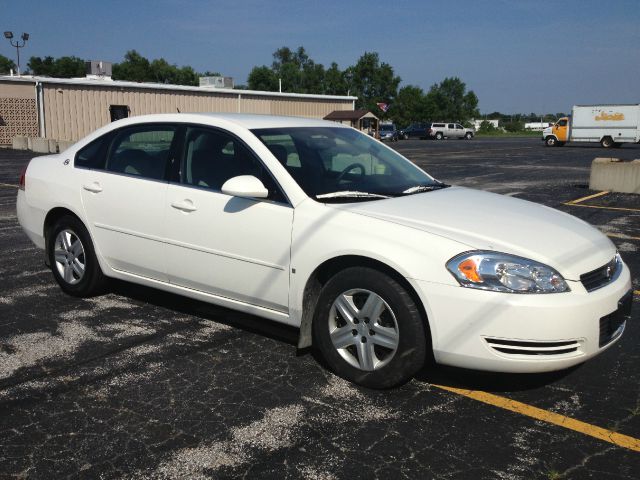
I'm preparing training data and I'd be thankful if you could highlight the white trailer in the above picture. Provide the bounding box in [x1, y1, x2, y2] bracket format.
[543, 104, 640, 148]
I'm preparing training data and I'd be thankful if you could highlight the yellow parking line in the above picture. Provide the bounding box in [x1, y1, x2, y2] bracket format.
[565, 190, 609, 205]
[634, 290, 640, 296]
[565, 203, 640, 213]
[422, 147, 535, 157]
[432, 384, 640, 452]
[606, 232, 640, 241]
[0, 183, 18, 188]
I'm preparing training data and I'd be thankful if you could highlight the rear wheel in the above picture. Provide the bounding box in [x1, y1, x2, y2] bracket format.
[312, 267, 427, 389]
[48, 215, 107, 297]
[601, 137, 614, 148]
[435, 132, 444, 140]
[464, 132, 473, 140]
[545, 136, 557, 147]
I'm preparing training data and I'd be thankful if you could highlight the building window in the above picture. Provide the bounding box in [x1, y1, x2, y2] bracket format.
[109, 105, 129, 122]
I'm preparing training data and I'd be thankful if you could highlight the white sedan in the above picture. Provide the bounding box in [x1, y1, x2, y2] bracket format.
[17, 113, 632, 388]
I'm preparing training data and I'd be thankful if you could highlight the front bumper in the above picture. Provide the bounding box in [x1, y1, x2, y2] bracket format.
[410, 261, 632, 373]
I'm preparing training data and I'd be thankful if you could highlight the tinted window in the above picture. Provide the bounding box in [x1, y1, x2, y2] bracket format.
[448, 124, 455, 129]
[75, 135, 109, 169]
[106, 125, 176, 180]
[456, 124, 463, 129]
[433, 123, 445, 128]
[557, 119, 568, 127]
[182, 127, 286, 203]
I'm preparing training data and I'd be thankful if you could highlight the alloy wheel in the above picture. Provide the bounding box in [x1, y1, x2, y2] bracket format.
[328, 289, 399, 371]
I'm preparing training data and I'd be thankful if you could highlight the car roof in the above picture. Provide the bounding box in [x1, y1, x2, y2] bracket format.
[110, 112, 347, 130]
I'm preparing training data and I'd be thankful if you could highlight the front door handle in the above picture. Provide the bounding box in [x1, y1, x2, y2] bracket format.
[171, 200, 197, 212]
[82, 182, 103, 193]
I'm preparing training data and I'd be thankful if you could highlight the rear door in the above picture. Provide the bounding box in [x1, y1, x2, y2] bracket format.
[163, 126, 293, 312]
[78, 124, 178, 281]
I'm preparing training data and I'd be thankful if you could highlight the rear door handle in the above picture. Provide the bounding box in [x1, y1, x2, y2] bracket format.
[82, 182, 103, 193]
[171, 200, 197, 212]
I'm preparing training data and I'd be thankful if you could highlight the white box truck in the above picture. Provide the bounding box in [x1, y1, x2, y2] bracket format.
[543, 104, 640, 148]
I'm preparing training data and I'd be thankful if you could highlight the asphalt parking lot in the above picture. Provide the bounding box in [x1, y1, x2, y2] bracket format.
[0, 137, 639, 479]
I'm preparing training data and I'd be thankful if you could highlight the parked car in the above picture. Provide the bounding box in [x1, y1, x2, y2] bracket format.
[379, 123, 399, 142]
[427, 122, 475, 140]
[17, 113, 632, 388]
[400, 123, 429, 139]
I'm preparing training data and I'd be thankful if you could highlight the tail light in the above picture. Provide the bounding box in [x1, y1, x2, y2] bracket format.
[18, 164, 28, 191]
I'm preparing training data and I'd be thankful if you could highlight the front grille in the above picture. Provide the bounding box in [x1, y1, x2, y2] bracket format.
[485, 337, 581, 356]
[599, 290, 633, 347]
[580, 256, 619, 292]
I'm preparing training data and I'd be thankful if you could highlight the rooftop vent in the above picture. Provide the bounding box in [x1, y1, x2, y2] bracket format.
[199, 76, 234, 89]
[85, 61, 112, 78]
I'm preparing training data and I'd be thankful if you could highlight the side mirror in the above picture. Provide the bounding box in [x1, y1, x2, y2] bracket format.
[221, 175, 269, 199]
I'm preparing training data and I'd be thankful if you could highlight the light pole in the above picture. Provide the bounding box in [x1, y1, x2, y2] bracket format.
[4, 31, 29, 75]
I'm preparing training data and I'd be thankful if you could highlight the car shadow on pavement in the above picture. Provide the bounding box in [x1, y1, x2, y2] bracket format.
[414, 361, 580, 393]
[108, 279, 300, 347]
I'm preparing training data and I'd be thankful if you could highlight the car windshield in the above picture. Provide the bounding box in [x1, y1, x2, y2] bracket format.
[380, 124, 394, 132]
[252, 127, 442, 202]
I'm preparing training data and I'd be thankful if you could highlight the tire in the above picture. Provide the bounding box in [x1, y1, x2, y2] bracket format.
[464, 132, 473, 140]
[601, 137, 614, 148]
[312, 267, 427, 389]
[48, 215, 107, 297]
[545, 136, 557, 147]
[435, 132, 444, 140]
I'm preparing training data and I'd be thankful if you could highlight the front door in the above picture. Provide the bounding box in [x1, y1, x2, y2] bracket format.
[163, 126, 293, 312]
[553, 118, 569, 142]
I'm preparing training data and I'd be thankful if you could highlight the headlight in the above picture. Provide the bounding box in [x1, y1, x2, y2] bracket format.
[446, 251, 569, 293]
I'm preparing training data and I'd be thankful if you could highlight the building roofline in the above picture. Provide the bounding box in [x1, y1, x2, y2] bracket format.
[0, 75, 358, 101]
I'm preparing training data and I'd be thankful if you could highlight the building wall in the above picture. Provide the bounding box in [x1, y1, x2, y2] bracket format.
[0, 80, 38, 144]
[41, 83, 353, 142]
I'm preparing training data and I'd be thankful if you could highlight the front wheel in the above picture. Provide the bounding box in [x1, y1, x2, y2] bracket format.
[312, 267, 427, 389]
[48, 215, 107, 297]
[601, 137, 614, 148]
[545, 136, 557, 147]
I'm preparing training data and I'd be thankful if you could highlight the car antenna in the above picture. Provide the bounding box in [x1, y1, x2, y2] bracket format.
[176, 107, 181, 113]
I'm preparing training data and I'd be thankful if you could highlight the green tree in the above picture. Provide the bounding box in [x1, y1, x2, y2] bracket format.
[503, 121, 524, 132]
[112, 50, 152, 82]
[0, 54, 16, 74]
[425, 77, 479, 122]
[478, 120, 497, 133]
[347, 52, 400, 116]
[388, 85, 426, 127]
[247, 65, 279, 91]
[324, 62, 347, 95]
[28, 56, 85, 77]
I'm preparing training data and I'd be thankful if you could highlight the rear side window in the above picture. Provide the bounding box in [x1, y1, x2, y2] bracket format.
[433, 123, 445, 128]
[106, 125, 176, 181]
[75, 135, 109, 169]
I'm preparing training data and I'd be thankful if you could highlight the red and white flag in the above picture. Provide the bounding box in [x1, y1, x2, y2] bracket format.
[376, 102, 389, 112]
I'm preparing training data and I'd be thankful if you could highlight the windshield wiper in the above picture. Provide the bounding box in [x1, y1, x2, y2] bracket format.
[316, 191, 391, 200]
[402, 183, 450, 194]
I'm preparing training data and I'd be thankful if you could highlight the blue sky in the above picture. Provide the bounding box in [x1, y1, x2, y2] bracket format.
[2, 0, 639, 113]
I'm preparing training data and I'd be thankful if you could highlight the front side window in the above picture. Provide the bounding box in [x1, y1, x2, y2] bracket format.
[182, 127, 286, 203]
[557, 119, 568, 127]
[456, 124, 463, 129]
[448, 124, 455, 129]
[106, 125, 176, 180]
[252, 127, 443, 202]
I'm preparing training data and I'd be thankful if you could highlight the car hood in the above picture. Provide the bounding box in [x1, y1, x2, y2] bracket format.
[330, 186, 615, 280]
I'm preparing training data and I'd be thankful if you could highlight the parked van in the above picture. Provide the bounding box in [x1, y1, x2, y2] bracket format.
[543, 104, 640, 148]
